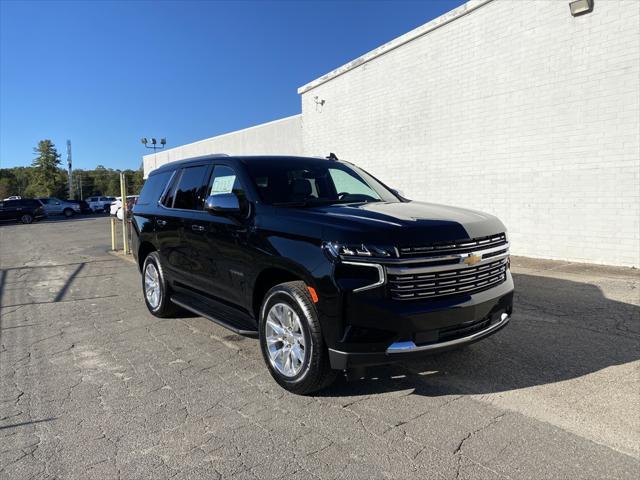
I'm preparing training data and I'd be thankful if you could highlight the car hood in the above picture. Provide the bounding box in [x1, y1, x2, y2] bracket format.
[268, 201, 506, 246]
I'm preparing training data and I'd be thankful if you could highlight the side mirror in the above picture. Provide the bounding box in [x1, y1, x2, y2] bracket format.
[205, 193, 241, 215]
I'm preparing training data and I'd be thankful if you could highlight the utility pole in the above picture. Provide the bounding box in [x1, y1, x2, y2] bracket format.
[67, 140, 74, 199]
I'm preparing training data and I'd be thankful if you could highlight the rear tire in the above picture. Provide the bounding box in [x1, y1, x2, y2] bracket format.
[142, 251, 177, 318]
[20, 214, 33, 224]
[63, 208, 74, 218]
[259, 281, 336, 395]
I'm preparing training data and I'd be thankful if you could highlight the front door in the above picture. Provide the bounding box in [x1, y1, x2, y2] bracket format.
[184, 164, 252, 307]
[160, 164, 211, 287]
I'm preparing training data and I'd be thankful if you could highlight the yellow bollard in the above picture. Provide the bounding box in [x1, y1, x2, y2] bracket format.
[120, 172, 129, 255]
[110, 217, 117, 251]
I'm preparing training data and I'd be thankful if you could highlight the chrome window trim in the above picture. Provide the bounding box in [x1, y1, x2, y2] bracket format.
[341, 261, 386, 293]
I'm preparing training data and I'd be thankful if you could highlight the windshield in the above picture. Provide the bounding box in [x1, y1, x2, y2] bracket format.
[243, 158, 399, 206]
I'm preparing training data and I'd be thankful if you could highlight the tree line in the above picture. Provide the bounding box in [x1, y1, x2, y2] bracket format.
[0, 140, 144, 200]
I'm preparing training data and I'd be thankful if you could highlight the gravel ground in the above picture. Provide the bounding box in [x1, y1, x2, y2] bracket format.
[1, 216, 639, 479]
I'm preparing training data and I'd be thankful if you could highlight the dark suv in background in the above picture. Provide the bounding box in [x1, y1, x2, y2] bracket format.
[0, 198, 46, 224]
[132, 155, 514, 394]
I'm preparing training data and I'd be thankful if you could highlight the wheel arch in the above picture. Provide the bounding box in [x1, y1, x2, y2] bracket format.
[137, 241, 157, 272]
[252, 267, 310, 320]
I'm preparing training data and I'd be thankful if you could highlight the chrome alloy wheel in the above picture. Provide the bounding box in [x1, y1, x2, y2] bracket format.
[265, 302, 306, 378]
[144, 263, 161, 309]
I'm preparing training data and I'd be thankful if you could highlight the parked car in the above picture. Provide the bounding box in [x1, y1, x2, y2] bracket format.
[86, 196, 115, 213]
[111, 196, 139, 219]
[131, 155, 513, 394]
[67, 199, 92, 214]
[0, 198, 46, 224]
[37, 197, 81, 217]
[3, 195, 22, 201]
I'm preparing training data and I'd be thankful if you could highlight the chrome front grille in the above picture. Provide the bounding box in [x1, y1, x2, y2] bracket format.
[387, 233, 509, 301]
[388, 258, 508, 300]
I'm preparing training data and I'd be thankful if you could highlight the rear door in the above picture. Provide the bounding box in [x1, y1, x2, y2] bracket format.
[155, 170, 184, 282]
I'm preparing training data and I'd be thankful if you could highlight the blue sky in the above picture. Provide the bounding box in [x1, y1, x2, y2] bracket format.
[0, 0, 465, 170]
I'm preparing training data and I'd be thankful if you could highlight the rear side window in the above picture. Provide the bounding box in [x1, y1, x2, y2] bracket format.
[138, 170, 172, 206]
[173, 165, 209, 210]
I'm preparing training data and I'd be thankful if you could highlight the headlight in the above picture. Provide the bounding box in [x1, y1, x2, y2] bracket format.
[323, 241, 389, 293]
[323, 241, 394, 259]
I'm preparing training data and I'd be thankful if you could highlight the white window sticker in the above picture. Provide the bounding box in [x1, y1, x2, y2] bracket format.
[210, 175, 236, 195]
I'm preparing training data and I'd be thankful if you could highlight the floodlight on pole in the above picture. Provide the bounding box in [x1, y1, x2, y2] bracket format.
[141, 136, 166, 152]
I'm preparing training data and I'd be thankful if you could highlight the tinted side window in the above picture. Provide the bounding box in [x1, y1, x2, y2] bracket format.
[173, 165, 208, 210]
[208, 165, 244, 196]
[138, 170, 172, 206]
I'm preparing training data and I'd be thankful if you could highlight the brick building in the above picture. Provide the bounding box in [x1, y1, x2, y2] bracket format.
[144, 0, 640, 267]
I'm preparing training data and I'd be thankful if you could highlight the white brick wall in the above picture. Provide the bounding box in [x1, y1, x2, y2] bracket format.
[143, 115, 303, 176]
[299, 0, 640, 267]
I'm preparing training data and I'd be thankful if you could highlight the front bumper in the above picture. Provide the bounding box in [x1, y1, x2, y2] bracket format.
[328, 312, 510, 369]
[326, 273, 514, 369]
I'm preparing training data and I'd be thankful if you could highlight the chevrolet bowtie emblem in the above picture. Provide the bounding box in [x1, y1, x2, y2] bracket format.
[463, 253, 482, 266]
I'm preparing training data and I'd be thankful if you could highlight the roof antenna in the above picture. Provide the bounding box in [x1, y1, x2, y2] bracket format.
[326, 152, 339, 161]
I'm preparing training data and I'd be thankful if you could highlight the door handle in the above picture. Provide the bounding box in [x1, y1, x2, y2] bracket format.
[156, 219, 167, 227]
[191, 224, 205, 232]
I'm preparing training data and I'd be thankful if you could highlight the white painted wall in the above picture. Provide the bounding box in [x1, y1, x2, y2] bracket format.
[299, 0, 640, 267]
[143, 115, 302, 176]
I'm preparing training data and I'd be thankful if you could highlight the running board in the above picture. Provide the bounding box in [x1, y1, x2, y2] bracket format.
[170, 293, 258, 338]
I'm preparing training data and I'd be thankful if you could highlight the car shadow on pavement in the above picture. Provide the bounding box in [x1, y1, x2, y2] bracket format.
[318, 272, 640, 398]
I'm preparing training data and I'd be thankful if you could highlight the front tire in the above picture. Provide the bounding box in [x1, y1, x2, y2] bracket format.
[20, 214, 33, 224]
[63, 208, 74, 218]
[259, 281, 336, 395]
[142, 252, 177, 318]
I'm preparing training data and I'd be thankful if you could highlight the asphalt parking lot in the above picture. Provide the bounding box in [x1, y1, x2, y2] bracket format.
[1, 216, 639, 479]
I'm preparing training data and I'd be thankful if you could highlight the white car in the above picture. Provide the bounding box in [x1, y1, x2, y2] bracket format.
[86, 196, 115, 213]
[111, 196, 139, 219]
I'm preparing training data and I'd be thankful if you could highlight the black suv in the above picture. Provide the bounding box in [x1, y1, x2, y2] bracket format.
[132, 155, 513, 394]
[0, 198, 46, 224]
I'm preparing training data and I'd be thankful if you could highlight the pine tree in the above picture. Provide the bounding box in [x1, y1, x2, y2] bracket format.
[31, 140, 62, 197]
